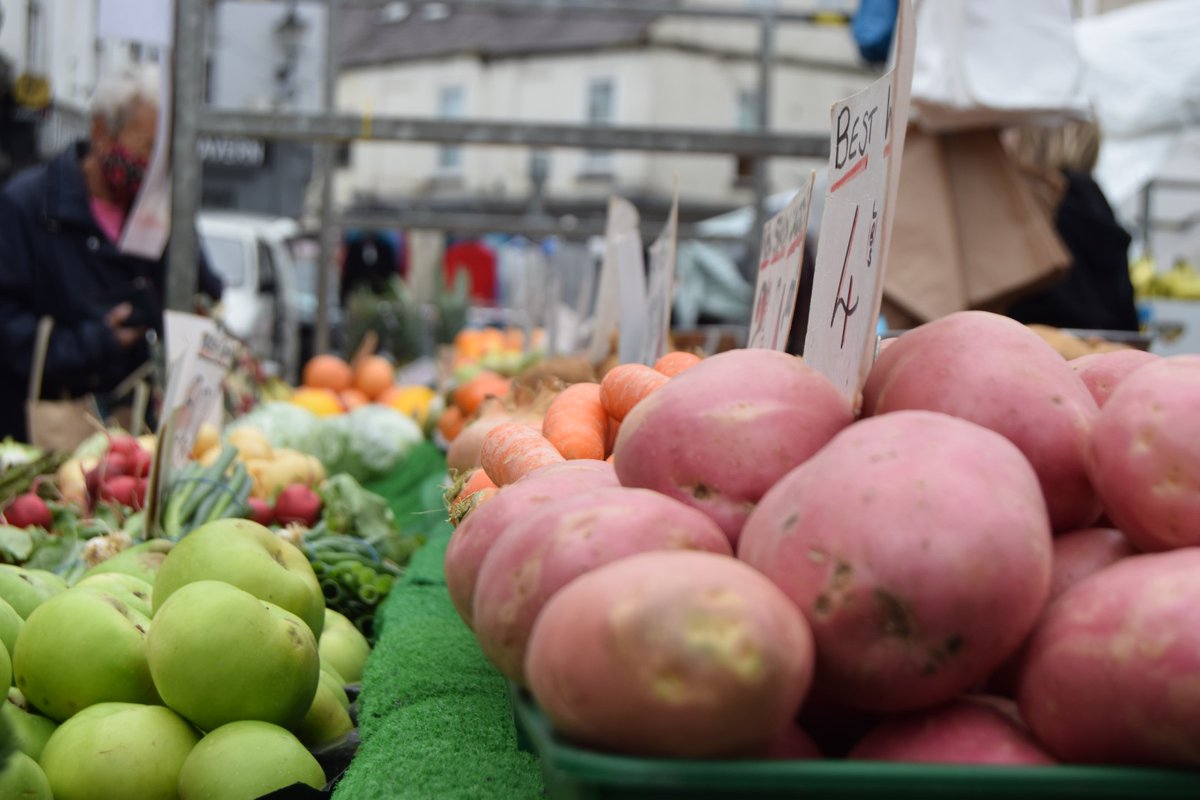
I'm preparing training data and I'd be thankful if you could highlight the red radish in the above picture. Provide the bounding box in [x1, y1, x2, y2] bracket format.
[2, 493, 53, 529]
[101, 451, 131, 477]
[128, 448, 153, 479]
[99, 476, 141, 508]
[107, 436, 141, 459]
[274, 484, 322, 527]
[247, 497, 275, 527]
[85, 465, 104, 500]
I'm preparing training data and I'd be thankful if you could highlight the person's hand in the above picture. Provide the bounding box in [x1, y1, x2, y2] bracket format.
[104, 303, 147, 349]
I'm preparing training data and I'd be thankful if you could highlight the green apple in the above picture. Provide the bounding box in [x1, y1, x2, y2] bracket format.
[0, 751, 52, 800]
[82, 538, 173, 585]
[39, 702, 198, 800]
[147, 580, 319, 731]
[154, 519, 324, 637]
[319, 668, 350, 711]
[2, 694, 57, 759]
[74, 573, 154, 617]
[292, 675, 354, 747]
[0, 566, 66, 619]
[319, 608, 371, 683]
[178, 720, 325, 799]
[320, 655, 347, 686]
[14, 588, 158, 721]
[0, 596, 21, 658]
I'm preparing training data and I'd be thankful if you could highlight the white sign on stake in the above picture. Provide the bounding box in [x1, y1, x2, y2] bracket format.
[803, 0, 915, 401]
[587, 196, 640, 363]
[747, 173, 816, 351]
[643, 177, 680, 365]
[614, 233, 648, 366]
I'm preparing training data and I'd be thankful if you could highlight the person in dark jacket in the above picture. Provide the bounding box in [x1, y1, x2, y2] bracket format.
[0, 65, 222, 442]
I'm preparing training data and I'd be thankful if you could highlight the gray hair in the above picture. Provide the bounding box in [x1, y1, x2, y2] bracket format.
[89, 64, 161, 134]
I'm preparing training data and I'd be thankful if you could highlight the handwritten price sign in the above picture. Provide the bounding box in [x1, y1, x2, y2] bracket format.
[748, 173, 815, 351]
[803, 0, 914, 401]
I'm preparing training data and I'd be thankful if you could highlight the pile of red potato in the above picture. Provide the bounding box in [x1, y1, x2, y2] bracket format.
[444, 310, 1200, 768]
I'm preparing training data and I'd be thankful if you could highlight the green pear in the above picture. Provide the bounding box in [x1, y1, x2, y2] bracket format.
[14, 588, 158, 721]
[147, 580, 319, 731]
[0, 566, 66, 619]
[292, 676, 354, 747]
[319, 668, 350, 711]
[320, 655, 347, 686]
[0, 751, 52, 800]
[178, 720, 325, 799]
[82, 538, 173, 585]
[2, 695, 57, 759]
[0, 596, 21, 658]
[153, 519, 324, 637]
[0, 636, 10, 689]
[74, 573, 154, 617]
[39, 702, 199, 800]
[319, 608, 371, 683]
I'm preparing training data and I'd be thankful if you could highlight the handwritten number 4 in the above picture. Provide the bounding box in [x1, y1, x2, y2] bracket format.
[830, 204, 861, 349]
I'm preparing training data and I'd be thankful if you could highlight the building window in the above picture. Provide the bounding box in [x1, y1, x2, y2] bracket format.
[438, 85, 465, 174]
[584, 78, 615, 176]
[735, 89, 760, 185]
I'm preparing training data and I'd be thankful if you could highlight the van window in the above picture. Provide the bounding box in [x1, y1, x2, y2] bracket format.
[257, 241, 277, 292]
[200, 235, 248, 287]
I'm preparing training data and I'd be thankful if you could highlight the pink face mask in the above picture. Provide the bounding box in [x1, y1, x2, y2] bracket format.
[101, 142, 149, 207]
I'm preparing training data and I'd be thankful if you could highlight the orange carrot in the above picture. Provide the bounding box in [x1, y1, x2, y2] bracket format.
[605, 454, 615, 463]
[453, 372, 511, 417]
[449, 486, 498, 527]
[457, 467, 498, 501]
[542, 383, 608, 460]
[654, 351, 701, 378]
[481, 422, 566, 486]
[438, 405, 465, 442]
[600, 363, 669, 422]
[605, 417, 621, 458]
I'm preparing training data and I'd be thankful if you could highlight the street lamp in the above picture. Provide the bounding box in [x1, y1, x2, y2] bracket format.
[273, 4, 308, 108]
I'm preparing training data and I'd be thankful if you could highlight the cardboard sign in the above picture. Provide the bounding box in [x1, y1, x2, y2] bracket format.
[147, 325, 235, 535]
[643, 179, 680, 364]
[803, 0, 915, 401]
[587, 196, 640, 363]
[748, 174, 816, 351]
[165, 311, 224, 429]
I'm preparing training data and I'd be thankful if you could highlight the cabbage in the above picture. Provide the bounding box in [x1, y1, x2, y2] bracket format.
[336, 405, 424, 483]
[227, 402, 321, 453]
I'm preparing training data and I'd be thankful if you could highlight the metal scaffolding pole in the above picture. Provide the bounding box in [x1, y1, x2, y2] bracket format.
[314, 0, 340, 355]
[167, 0, 207, 312]
[750, 11, 776, 274]
[335, 0, 849, 24]
[193, 111, 828, 158]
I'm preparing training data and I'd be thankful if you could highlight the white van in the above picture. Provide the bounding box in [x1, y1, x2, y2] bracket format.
[197, 211, 302, 383]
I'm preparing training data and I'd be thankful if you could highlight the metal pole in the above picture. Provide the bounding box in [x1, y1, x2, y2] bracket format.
[167, 0, 207, 312]
[1140, 180, 1154, 259]
[314, 0, 339, 355]
[749, 11, 775, 276]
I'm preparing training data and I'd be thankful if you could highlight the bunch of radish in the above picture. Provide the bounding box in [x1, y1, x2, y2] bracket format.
[246, 484, 323, 529]
[84, 436, 154, 512]
[447, 312, 1200, 770]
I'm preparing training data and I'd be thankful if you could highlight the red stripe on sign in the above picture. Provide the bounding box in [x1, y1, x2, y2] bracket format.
[831, 155, 868, 193]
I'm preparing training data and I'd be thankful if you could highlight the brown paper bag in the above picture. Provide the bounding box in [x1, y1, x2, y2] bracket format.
[25, 317, 102, 452]
[885, 127, 1071, 325]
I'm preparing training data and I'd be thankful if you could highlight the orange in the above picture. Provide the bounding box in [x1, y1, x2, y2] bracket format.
[353, 355, 396, 400]
[303, 354, 353, 391]
[339, 387, 370, 411]
[290, 387, 343, 417]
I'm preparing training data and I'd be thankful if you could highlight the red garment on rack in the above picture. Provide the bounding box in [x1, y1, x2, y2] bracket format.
[444, 240, 497, 303]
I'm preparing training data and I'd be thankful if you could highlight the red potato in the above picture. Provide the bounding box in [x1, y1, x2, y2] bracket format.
[863, 311, 1101, 532]
[849, 697, 1054, 765]
[1070, 349, 1160, 408]
[614, 349, 853, 546]
[525, 550, 815, 758]
[1018, 549, 1200, 766]
[443, 460, 618, 628]
[763, 724, 824, 760]
[738, 411, 1052, 713]
[1049, 527, 1136, 603]
[473, 486, 733, 685]
[1088, 355, 1200, 552]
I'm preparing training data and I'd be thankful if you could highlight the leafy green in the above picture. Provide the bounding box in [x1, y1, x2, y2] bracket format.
[0, 438, 41, 470]
[320, 473, 398, 544]
[0, 527, 33, 563]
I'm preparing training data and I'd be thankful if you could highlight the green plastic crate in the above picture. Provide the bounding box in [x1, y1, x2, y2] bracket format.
[508, 685, 1200, 799]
